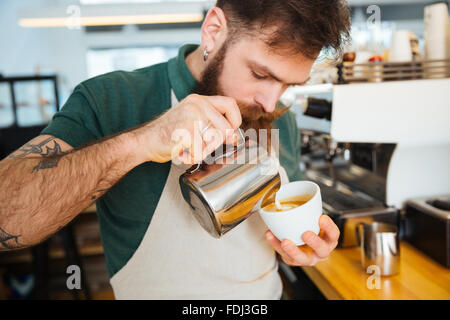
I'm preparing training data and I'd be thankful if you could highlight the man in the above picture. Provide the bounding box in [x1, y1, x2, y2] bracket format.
[0, 0, 350, 299]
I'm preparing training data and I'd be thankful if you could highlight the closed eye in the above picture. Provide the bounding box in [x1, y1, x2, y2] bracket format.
[251, 70, 268, 80]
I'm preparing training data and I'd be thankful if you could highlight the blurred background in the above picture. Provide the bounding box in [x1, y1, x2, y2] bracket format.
[0, 0, 449, 300]
[0, 0, 440, 131]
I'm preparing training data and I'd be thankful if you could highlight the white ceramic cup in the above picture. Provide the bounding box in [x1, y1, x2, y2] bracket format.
[390, 30, 413, 62]
[259, 181, 322, 246]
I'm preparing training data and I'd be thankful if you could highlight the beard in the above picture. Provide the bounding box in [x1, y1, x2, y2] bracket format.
[193, 40, 290, 150]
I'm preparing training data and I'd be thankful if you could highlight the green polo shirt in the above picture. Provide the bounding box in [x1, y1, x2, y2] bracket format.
[41, 44, 303, 278]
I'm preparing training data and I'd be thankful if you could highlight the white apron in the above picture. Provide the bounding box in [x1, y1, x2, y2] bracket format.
[110, 91, 289, 299]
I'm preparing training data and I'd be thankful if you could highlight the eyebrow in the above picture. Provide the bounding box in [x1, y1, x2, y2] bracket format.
[247, 60, 310, 86]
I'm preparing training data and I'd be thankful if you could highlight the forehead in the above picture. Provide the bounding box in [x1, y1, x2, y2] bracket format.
[227, 37, 316, 84]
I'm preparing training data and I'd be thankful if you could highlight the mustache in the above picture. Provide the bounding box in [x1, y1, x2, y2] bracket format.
[237, 100, 291, 127]
[234, 101, 290, 154]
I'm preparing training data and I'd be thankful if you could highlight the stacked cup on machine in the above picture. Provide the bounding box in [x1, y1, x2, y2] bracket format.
[424, 2, 450, 78]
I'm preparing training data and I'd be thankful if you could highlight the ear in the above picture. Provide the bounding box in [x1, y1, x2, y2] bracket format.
[201, 7, 228, 54]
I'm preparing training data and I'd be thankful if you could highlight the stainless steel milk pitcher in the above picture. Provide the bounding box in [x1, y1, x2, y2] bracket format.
[179, 129, 281, 238]
[355, 222, 400, 276]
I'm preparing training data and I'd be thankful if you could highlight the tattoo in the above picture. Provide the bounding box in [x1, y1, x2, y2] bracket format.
[0, 226, 23, 250]
[7, 138, 67, 172]
[8, 137, 55, 158]
[32, 140, 66, 172]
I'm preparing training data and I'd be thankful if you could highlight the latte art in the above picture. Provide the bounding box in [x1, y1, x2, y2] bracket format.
[262, 194, 314, 212]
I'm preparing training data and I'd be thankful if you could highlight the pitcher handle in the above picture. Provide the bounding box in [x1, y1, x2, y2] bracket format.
[355, 222, 365, 248]
[187, 128, 246, 174]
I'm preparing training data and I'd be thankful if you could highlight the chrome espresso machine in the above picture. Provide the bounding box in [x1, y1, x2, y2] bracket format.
[289, 77, 450, 261]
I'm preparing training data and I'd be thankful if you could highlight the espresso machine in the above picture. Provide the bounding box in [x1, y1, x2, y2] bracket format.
[299, 131, 399, 248]
[291, 78, 450, 256]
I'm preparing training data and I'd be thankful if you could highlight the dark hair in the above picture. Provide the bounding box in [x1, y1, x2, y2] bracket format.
[215, 0, 351, 60]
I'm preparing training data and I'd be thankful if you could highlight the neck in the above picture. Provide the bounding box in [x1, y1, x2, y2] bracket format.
[185, 46, 205, 83]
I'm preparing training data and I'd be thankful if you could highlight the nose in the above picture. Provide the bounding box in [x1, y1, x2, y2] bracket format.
[254, 84, 285, 113]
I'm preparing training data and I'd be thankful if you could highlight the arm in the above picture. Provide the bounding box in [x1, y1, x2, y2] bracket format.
[0, 94, 242, 251]
[0, 132, 141, 250]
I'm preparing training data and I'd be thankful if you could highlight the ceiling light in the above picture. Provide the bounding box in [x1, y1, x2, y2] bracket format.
[19, 13, 204, 28]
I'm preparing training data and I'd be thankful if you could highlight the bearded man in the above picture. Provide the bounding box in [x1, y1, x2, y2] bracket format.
[0, 0, 350, 299]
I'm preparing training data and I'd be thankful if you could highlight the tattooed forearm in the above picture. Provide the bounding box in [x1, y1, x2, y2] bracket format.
[0, 226, 23, 250]
[0, 131, 141, 250]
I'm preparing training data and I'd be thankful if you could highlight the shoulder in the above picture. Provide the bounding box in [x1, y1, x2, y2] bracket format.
[274, 107, 298, 136]
[73, 63, 171, 126]
[274, 105, 299, 153]
[274, 104, 303, 181]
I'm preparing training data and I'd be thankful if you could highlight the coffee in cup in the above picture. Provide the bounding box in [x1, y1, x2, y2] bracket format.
[261, 194, 314, 212]
[259, 181, 322, 246]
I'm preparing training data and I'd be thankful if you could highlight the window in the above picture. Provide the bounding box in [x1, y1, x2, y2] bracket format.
[86, 45, 179, 78]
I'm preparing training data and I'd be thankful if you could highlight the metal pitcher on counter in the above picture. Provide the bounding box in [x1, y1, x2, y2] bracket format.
[179, 128, 281, 238]
[356, 222, 401, 276]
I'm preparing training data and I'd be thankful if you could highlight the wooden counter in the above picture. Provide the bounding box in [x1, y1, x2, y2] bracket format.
[301, 242, 450, 300]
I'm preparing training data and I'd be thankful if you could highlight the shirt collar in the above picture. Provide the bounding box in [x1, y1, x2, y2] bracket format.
[167, 44, 199, 102]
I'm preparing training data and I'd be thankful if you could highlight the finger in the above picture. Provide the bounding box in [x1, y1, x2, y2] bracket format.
[187, 121, 205, 164]
[177, 149, 194, 165]
[170, 127, 193, 162]
[224, 129, 241, 146]
[175, 143, 207, 166]
[280, 239, 315, 266]
[194, 99, 233, 145]
[178, 123, 222, 164]
[301, 231, 331, 259]
[265, 230, 296, 264]
[201, 127, 224, 160]
[204, 95, 242, 129]
[319, 215, 340, 246]
[202, 126, 222, 145]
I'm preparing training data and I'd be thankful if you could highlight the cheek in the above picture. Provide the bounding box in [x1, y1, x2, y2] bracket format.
[219, 71, 259, 102]
[218, 61, 257, 101]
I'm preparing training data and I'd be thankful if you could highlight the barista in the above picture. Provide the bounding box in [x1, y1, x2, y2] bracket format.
[0, 0, 350, 299]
